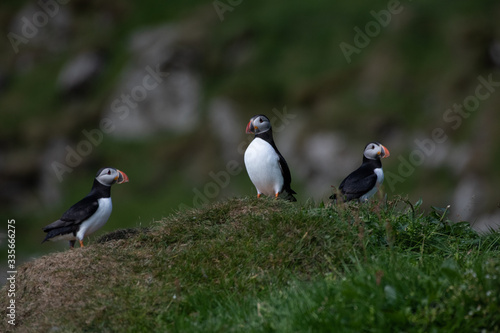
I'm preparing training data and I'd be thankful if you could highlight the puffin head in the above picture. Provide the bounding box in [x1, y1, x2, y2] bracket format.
[95, 167, 129, 186]
[363, 142, 390, 160]
[246, 114, 272, 134]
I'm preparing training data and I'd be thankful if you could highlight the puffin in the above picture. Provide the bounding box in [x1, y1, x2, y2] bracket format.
[244, 114, 297, 201]
[42, 167, 129, 248]
[331, 142, 390, 202]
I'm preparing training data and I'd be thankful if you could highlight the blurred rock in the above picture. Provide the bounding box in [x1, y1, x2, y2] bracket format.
[56, 51, 105, 96]
[208, 98, 243, 162]
[447, 144, 472, 175]
[474, 211, 500, 233]
[103, 24, 201, 138]
[38, 138, 67, 208]
[299, 132, 354, 199]
[273, 112, 303, 168]
[9, 3, 72, 66]
[450, 174, 483, 222]
[417, 138, 471, 174]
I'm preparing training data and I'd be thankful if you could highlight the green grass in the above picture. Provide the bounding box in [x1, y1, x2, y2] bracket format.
[2, 197, 499, 332]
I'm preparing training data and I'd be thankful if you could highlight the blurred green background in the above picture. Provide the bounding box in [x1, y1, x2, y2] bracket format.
[1, 0, 499, 264]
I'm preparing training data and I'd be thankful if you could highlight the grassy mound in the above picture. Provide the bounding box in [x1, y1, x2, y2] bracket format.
[2, 197, 500, 332]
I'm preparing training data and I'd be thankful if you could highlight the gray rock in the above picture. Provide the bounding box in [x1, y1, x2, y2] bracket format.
[450, 174, 483, 222]
[300, 132, 354, 200]
[103, 24, 201, 138]
[56, 51, 105, 94]
[9, 3, 72, 57]
[208, 98, 243, 162]
[38, 138, 67, 208]
[473, 211, 500, 233]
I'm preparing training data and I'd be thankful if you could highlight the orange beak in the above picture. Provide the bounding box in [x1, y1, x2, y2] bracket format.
[380, 145, 390, 158]
[116, 170, 129, 184]
[246, 121, 254, 134]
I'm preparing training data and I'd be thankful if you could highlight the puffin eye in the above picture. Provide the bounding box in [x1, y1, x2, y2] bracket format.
[107, 170, 111, 175]
[371, 145, 375, 149]
[259, 117, 263, 123]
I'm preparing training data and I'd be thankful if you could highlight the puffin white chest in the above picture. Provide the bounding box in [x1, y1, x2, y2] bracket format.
[76, 197, 112, 240]
[360, 168, 384, 201]
[244, 138, 284, 196]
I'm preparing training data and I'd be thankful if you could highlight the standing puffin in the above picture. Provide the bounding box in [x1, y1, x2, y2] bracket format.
[244, 114, 297, 201]
[331, 142, 390, 202]
[42, 167, 129, 248]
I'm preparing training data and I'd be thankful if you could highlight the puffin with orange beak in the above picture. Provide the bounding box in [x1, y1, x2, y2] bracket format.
[244, 114, 297, 201]
[42, 167, 129, 248]
[331, 142, 390, 202]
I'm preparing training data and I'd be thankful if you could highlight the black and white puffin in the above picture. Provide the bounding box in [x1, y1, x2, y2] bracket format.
[244, 114, 297, 201]
[42, 167, 129, 248]
[331, 142, 390, 202]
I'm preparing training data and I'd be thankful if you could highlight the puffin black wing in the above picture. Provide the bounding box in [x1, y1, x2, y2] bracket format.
[337, 164, 377, 201]
[59, 195, 99, 224]
[277, 153, 297, 201]
[42, 196, 99, 242]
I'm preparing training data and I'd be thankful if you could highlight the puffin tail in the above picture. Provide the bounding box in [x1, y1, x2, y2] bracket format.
[41, 226, 77, 244]
[330, 187, 347, 204]
[280, 189, 297, 202]
[41, 232, 53, 244]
